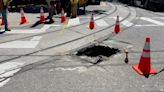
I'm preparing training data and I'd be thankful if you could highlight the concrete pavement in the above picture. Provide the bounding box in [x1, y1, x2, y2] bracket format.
[0, 1, 122, 88]
[1, 1, 164, 91]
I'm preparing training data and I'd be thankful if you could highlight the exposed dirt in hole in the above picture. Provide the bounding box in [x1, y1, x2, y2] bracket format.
[76, 45, 120, 57]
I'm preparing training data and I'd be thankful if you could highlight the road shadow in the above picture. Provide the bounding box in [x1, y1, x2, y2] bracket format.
[30, 20, 42, 28]
[86, 10, 106, 15]
[143, 68, 164, 78]
[144, 74, 150, 78]
[30, 17, 55, 28]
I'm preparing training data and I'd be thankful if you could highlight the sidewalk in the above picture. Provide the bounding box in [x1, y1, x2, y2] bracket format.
[0, 1, 110, 29]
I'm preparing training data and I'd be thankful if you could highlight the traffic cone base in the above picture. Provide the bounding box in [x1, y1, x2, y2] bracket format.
[40, 16, 45, 22]
[89, 21, 94, 30]
[20, 16, 27, 24]
[132, 64, 157, 75]
[1, 18, 4, 25]
[61, 16, 66, 23]
[113, 25, 121, 33]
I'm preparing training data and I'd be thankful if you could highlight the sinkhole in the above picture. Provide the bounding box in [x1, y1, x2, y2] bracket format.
[76, 45, 120, 57]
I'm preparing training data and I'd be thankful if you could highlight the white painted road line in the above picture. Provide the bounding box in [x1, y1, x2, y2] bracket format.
[4, 16, 164, 34]
[41, 25, 51, 30]
[80, 16, 101, 19]
[108, 16, 164, 27]
[0, 62, 24, 74]
[0, 69, 21, 78]
[100, 2, 107, 6]
[119, 17, 134, 27]
[5, 24, 62, 34]
[95, 19, 109, 26]
[0, 36, 42, 48]
[0, 68, 20, 87]
[0, 41, 39, 48]
[140, 17, 164, 26]
[135, 24, 164, 27]
[0, 62, 22, 87]
[108, 17, 134, 27]
[153, 17, 164, 19]
[6, 29, 42, 34]
[31, 36, 42, 41]
[68, 17, 80, 26]
[108, 17, 115, 19]
[94, 16, 101, 20]
[0, 78, 10, 87]
[41, 24, 62, 30]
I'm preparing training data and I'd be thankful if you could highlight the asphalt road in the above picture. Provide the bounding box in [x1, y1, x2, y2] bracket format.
[0, 1, 164, 92]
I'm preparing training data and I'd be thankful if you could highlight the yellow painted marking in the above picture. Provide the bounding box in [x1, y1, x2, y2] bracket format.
[59, 18, 69, 35]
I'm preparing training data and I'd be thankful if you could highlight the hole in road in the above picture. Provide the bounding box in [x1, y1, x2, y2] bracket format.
[76, 45, 120, 57]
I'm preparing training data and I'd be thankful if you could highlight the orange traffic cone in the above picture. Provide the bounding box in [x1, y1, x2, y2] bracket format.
[63, 17, 68, 26]
[20, 8, 27, 24]
[132, 37, 157, 75]
[61, 8, 66, 23]
[113, 16, 121, 34]
[1, 18, 4, 25]
[40, 7, 45, 23]
[89, 14, 95, 30]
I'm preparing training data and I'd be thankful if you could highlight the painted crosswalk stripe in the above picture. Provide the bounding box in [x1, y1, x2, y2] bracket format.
[0, 78, 10, 87]
[67, 17, 80, 26]
[108, 17, 133, 27]
[93, 16, 101, 20]
[0, 41, 39, 48]
[100, 2, 107, 6]
[0, 62, 24, 75]
[0, 69, 21, 78]
[0, 36, 42, 48]
[41, 24, 62, 30]
[5, 24, 62, 34]
[140, 17, 164, 26]
[153, 17, 164, 19]
[0, 62, 23, 87]
[119, 17, 134, 27]
[31, 36, 42, 41]
[95, 19, 109, 26]
[6, 29, 42, 34]
[135, 24, 164, 27]
[41, 25, 51, 30]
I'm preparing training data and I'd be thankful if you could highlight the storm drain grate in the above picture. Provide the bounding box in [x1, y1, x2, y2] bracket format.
[76, 45, 120, 57]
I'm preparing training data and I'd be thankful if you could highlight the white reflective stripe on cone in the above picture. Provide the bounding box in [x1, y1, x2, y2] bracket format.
[143, 42, 150, 51]
[141, 51, 150, 58]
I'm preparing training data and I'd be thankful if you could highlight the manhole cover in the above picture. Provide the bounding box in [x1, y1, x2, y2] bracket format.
[76, 45, 120, 57]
